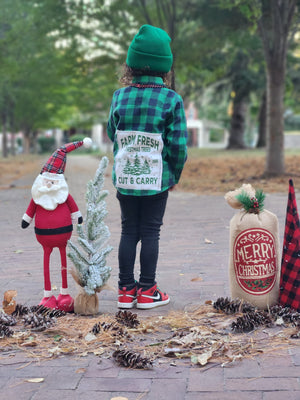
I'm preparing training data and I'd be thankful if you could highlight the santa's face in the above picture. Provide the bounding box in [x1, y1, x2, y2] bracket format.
[31, 172, 69, 210]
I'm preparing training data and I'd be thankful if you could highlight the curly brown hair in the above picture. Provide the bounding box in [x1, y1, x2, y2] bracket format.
[120, 64, 171, 88]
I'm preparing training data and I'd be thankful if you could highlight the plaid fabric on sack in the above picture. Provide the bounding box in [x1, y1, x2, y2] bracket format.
[279, 179, 300, 311]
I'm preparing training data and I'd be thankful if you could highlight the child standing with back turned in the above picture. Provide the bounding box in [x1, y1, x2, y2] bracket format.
[107, 24, 188, 309]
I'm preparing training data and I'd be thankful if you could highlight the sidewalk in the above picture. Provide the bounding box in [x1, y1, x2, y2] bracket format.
[1, 154, 300, 400]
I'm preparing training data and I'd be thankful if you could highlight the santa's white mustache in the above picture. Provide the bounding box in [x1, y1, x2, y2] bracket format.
[38, 185, 61, 193]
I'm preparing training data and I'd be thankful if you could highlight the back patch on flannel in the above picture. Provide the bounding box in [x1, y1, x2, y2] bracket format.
[115, 130, 163, 191]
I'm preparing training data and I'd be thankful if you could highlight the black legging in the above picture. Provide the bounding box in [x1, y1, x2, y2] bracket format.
[117, 190, 169, 289]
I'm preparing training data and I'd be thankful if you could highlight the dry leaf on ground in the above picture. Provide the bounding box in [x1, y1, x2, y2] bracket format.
[25, 378, 44, 383]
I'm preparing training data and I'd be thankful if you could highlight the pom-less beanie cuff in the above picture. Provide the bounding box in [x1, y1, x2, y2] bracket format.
[126, 24, 173, 73]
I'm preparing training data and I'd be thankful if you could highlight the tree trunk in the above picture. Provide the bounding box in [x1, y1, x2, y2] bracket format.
[1, 113, 8, 158]
[258, 0, 296, 176]
[23, 131, 31, 154]
[10, 133, 16, 156]
[256, 91, 267, 148]
[265, 66, 285, 175]
[32, 130, 39, 153]
[227, 99, 247, 149]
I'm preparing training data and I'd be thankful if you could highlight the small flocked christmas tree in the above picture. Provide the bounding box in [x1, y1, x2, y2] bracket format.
[68, 156, 113, 315]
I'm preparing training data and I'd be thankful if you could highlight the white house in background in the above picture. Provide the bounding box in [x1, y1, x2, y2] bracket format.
[45, 128, 64, 145]
[185, 102, 229, 148]
[186, 119, 229, 148]
[0, 132, 24, 153]
[45, 126, 112, 152]
[91, 124, 113, 152]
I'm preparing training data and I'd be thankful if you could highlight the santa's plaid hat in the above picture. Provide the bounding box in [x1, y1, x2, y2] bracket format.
[40, 137, 92, 175]
[279, 179, 300, 311]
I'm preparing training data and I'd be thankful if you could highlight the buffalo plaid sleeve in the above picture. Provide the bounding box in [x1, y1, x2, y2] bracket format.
[165, 95, 188, 183]
[107, 92, 119, 141]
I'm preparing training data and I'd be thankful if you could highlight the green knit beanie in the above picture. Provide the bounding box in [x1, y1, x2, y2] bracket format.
[126, 25, 173, 73]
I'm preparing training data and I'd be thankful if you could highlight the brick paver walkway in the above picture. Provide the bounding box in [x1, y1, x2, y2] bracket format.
[0, 154, 299, 399]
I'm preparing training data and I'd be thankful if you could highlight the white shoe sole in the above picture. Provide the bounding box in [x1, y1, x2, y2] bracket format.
[117, 299, 137, 309]
[136, 298, 170, 309]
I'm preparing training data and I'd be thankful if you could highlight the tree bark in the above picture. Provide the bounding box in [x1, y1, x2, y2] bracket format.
[1, 113, 8, 158]
[265, 65, 285, 175]
[227, 99, 247, 149]
[23, 130, 31, 154]
[258, 0, 296, 176]
[10, 132, 16, 156]
[256, 91, 267, 148]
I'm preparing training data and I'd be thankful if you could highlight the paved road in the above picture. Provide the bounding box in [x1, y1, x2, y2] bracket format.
[1, 154, 300, 400]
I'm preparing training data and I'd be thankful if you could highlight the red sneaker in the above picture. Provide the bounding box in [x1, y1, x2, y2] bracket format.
[136, 284, 170, 309]
[118, 286, 137, 309]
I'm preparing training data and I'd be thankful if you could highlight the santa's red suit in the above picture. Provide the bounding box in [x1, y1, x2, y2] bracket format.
[22, 138, 91, 312]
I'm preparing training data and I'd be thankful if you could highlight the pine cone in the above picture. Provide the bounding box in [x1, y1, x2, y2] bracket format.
[23, 312, 55, 331]
[101, 321, 113, 331]
[269, 305, 300, 325]
[0, 312, 17, 326]
[30, 305, 65, 318]
[12, 304, 30, 317]
[241, 301, 256, 314]
[115, 310, 140, 328]
[91, 321, 130, 338]
[269, 304, 289, 318]
[231, 311, 272, 333]
[48, 309, 65, 318]
[0, 323, 13, 338]
[291, 330, 300, 339]
[213, 297, 240, 314]
[213, 297, 255, 315]
[110, 325, 130, 338]
[112, 349, 152, 369]
[91, 322, 101, 335]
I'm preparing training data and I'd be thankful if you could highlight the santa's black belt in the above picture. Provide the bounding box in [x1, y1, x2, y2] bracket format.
[34, 225, 73, 235]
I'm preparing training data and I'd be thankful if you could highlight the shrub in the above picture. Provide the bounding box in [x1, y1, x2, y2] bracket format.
[38, 136, 56, 153]
[69, 134, 86, 142]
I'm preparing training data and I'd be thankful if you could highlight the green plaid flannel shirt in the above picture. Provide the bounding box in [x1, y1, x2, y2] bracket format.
[107, 75, 188, 196]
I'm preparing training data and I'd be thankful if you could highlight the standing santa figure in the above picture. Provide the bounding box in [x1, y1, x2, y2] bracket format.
[21, 137, 92, 312]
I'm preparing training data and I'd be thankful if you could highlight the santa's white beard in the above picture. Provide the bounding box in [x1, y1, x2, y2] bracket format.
[31, 174, 69, 210]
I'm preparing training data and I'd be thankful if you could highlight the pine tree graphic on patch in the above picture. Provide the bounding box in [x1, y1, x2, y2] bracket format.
[123, 159, 131, 174]
[123, 156, 151, 176]
[141, 159, 151, 174]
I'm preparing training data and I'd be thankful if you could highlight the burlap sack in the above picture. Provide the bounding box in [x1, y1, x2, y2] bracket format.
[74, 288, 99, 315]
[226, 185, 280, 309]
